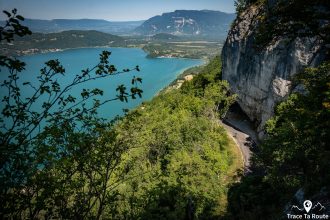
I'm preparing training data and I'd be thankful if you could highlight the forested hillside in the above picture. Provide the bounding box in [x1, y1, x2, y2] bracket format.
[109, 57, 241, 218]
[0, 30, 125, 56]
[1, 48, 242, 218]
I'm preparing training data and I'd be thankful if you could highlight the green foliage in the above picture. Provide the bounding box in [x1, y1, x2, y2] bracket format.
[234, 0, 248, 14]
[0, 10, 142, 219]
[226, 62, 330, 219]
[1, 119, 127, 219]
[254, 0, 330, 48]
[181, 63, 235, 118]
[0, 9, 32, 43]
[0, 49, 141, 161]
[181, 56, 222, 96]
[103, 57, 238, 219]
[0, 9, 31, 71]
[262, 62, 330, 192]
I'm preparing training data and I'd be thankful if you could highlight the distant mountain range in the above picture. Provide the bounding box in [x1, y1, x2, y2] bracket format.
[0, 19, 144, 34]
[134, 10, 235, 39]
[0, 10, 235, 39]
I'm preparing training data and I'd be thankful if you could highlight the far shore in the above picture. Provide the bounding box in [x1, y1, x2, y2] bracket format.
[13, 45, 208, 62]
[9, 45, 210, 109]
[7, 45, 208, 106]
[14, 45, 139, 57]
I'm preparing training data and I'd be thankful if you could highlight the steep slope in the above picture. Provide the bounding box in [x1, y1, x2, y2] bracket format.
[135, 10, 235, 39]
[221, 4, 327, 137]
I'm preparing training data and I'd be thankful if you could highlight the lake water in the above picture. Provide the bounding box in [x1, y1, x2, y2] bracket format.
[1, 47, 202, 120]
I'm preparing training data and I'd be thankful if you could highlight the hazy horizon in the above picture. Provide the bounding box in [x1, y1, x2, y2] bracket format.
[0, 9, 235, 22]
[0, 0, 235, 21]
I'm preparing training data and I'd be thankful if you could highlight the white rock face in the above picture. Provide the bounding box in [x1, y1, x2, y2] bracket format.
[221, 6, 326, 138]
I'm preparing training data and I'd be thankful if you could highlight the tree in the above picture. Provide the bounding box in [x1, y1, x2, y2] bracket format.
[234, 0, 248, 14]
[226, 62, 330, 219]
[104, 57, 239, 219]
[0, 9, 32, 70]
[0, 9, 143, 218]
[254, 0, 330, 49]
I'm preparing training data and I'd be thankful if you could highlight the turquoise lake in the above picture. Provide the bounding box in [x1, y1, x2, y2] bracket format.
[1, 47, 203, 120]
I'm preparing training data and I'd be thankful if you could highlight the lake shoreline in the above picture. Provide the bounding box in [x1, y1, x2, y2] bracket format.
[155, 62, 206, 96]
[14, 46, 207, 102]
[2, 47, 203, 120]
[15, 45, 207, 61]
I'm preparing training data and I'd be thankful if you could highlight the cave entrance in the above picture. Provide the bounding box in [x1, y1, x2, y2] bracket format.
[226, 102, 251, 122]
[223, 102, 260, 145]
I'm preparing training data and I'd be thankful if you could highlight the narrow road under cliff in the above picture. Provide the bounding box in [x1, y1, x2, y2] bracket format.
[220, 104, 259, 173]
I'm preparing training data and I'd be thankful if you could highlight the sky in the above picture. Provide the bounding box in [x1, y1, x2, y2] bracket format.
[0, 0, 236, 21]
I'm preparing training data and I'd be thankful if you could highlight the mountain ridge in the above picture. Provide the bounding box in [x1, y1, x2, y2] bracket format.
[0, 18, 145, 34]
[134, 10, 235, 39]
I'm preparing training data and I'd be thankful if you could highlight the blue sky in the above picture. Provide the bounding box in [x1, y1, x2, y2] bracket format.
[0, 0, 236, 21]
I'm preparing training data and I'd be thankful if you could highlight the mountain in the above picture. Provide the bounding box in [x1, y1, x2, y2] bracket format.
[1, 30, 125, 56]
[134, 10, 235, 39]
[0, 19, 144, 34]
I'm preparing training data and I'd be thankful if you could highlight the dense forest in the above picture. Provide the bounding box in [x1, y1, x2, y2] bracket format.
[107, 57, 240, 219]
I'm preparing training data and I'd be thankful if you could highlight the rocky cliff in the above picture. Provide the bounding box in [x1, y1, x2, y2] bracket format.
[135, 10, 235, 39]
[221, 5, 326, 138]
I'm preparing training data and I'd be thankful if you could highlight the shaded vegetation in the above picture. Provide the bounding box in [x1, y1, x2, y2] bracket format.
[236, 0, 330, 48]
[0, 10, 142, 219]
[226, 62, 330, 219]
[255, 0, 329, 48]
[225, 1, 330, 218]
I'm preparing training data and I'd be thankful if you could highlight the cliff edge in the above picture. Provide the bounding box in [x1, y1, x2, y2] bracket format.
[221, 4, 327, 138]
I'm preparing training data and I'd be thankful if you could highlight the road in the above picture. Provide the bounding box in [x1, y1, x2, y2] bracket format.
[220, 110, 259, 173]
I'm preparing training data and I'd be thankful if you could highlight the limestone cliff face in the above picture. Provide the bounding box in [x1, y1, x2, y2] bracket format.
[221, 6, 326, 137]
